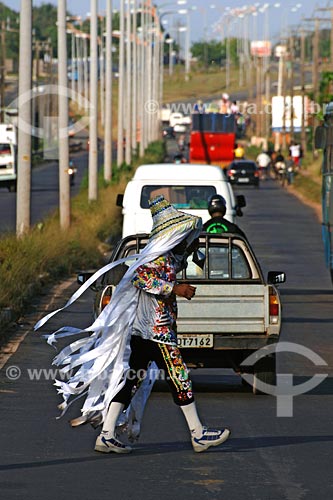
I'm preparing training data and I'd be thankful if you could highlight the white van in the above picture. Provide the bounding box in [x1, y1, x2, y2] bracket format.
[117, 163, 246, 237]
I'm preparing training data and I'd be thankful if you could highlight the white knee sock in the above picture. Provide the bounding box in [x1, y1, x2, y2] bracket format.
[180, 402, 203, 437]
[101, 402, 125, 438]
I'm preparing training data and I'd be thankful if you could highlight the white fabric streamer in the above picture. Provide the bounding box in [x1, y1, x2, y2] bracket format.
[35, 224, 201, 425]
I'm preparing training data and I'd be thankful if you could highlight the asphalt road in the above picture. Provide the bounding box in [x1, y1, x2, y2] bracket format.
[0, 143, 93, 234]
[0, 173, 332, 500]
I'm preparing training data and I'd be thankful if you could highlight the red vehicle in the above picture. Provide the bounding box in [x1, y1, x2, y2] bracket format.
[189, 113, 237, 169]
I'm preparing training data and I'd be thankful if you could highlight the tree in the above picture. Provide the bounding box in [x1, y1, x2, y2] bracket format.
[191, 38, 239, 67]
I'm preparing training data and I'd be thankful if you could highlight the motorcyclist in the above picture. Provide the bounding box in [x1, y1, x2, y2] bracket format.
[68, 159, 77, 186]
[273, 151, 285, 180]
[173, 153, 187, 164]
[202, 194, 247, 237]
[234, 143, 245, 159]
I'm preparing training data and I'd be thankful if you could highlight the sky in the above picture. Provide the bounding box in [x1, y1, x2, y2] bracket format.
[4, 0, 332, 44]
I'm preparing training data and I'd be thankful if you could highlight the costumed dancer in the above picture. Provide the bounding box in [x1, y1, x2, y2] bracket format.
[35, 195, 230, 454]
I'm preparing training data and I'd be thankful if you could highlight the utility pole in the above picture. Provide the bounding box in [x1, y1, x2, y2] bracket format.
[265, 61, 271, 139]
[83, 35, 89, 111]
[99, 16, 105, 127]
[117, 0, 125, 166]
[16, 0, 32, 236]
[303, 17, 323, 103]
[139, 3, 146, 157]
[0, 20, 6, 122]
[125, 0, 132, 164]
[304, 16, 324, 157]
[132, 0, 138, 153]
[317, 7, 333, 70]
[313, 19, 320, 104]
[104, 0, 112, 181]
[58, 0, 70, 229]
[289, 33, 295, 142]
[226, 20, 231, 88]
[88, 0, 98, 202]
[300, 27, 307, 157]
[256, 56, 262, 137]
[282, 48, 288, 152]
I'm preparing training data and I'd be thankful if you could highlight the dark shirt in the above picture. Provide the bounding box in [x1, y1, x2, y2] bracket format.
[275, 154, 285, 163]
[202, 216, 247, 238]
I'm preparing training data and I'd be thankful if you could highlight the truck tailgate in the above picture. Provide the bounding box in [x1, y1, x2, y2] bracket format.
[177, 284, 267, 334]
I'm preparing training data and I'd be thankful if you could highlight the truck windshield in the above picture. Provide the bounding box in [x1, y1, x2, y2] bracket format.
[184, 244, 251, 280]
[140, 185, 217, 209]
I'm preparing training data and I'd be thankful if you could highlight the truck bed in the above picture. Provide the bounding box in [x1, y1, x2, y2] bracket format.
[177, 284, 267, 335]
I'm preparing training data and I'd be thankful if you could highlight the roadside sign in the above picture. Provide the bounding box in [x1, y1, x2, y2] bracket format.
[271, 95, 308, 132]
[251, 41, 272, 57]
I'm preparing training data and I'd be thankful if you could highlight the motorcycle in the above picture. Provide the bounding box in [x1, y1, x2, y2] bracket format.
[275, 161, 287, 186]
[68, 161, 77, 187]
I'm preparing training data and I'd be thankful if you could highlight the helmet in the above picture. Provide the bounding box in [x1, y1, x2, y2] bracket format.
[208, 194, 227, 216]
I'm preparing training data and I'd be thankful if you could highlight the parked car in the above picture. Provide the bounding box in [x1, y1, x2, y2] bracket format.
[226, 160, 260, 187]
[77, 233, 286, 394]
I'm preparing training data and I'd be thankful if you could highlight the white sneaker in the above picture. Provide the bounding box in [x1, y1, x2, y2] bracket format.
[94, 434, 132, 454]
[191, 427, 230, 453]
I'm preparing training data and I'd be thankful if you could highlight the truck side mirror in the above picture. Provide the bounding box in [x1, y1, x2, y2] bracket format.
[314, 126, 327, 150]
[77, 271, 94, 285]
[77, 271, 99, 292]
[116, 194, 124, 207]
[267, 271, 286, 284]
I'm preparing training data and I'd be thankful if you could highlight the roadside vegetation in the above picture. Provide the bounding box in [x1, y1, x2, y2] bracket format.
[0, 141, 165, 314]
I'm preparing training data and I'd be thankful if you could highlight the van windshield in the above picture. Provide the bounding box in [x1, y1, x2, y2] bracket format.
[140, 185, 217, 209]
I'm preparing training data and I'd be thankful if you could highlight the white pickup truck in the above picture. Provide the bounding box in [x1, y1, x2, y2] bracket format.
[78, 233, 286, 394]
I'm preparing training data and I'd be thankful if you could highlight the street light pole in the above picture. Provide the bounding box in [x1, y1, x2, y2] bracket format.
[132, 0, 138, 152]
[16, 0, 32, 236]
[104, 0, 113, 181]
[125, 0, 132, 164]
[88, 0, 99, 202]
[58, 0, 70, 229]
[184, 10, 190, 81]
[300, 27, 307, 157]
[117, 0, 125, 166]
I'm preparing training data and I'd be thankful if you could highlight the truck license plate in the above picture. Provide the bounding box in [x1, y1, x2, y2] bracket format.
[177, 334, 213, 348]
